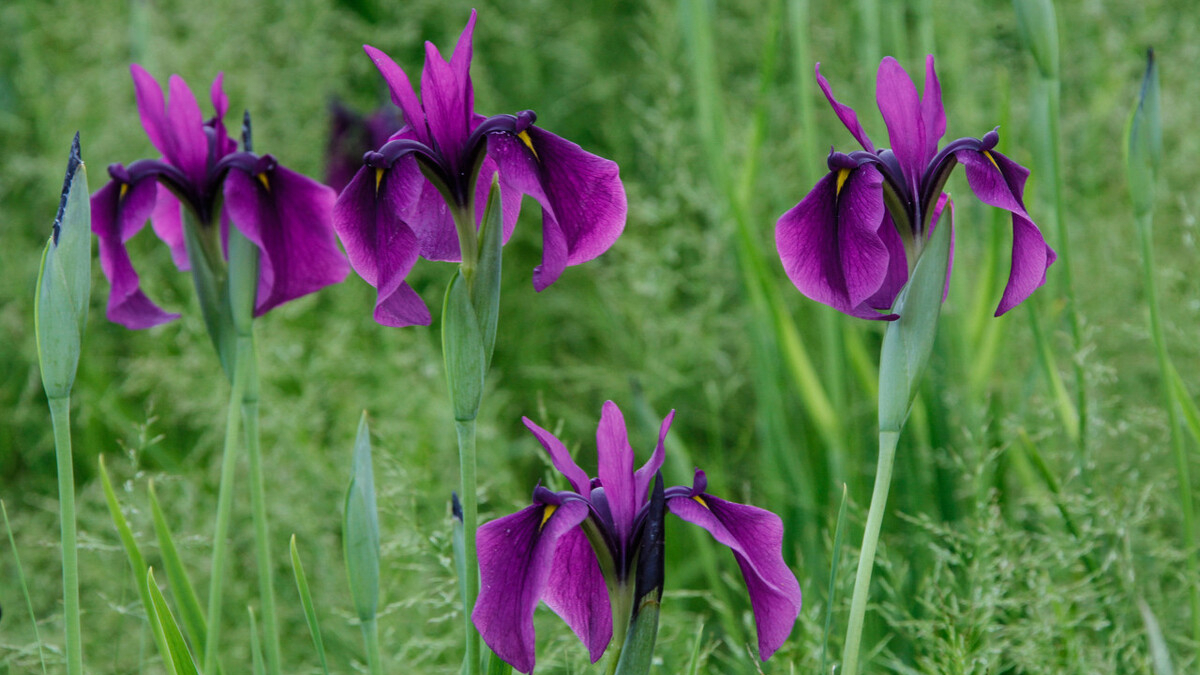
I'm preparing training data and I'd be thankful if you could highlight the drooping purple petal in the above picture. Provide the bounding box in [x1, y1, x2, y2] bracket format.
[955, 149, 1056, 315]
[596, 400, 637, 544]
[150, 184, 190, 270]
[473, 499, 591, 674]
[875, 57, 925, 194]
[333, 160, 431, 326]
[90, 178, 181, 329]
[919, 56, 946, 165]
[363, 45, 429, 146]
[816, 63, 875, 152]
[420, 19, 474, 166]
[633, 410, 674, 509]
[223, 162, 349, 316]
[541, 525, 612, 664]
[522, 416, 591, 495]
[667, 488, 802, 661]
[487, 127, 626, 291]
[862, 211, 908, 311]
[775, 165, 898, 320]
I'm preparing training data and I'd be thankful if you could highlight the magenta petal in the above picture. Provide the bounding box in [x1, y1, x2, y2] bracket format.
[487, 127, 626, 291]
[919, 55, 946, 164]
[667, 494, 802, 661]
[875, 57, 925, 192]
[473, 500, 591, 674]
[90, 179, 181, 329]
[165, 75, 207, 185]
[955, 149, 1056, 315]
[223, 164, 348, 316]
[596, 401, 637, 542]
[633, 410, 674, 509]
[363, 45, 429, 145]
[333, 162, 431, 326]
[150, 185, 190, 270]
[421, 34, 472, 165]
[816, 63, 875, 152]
[209, 73, 233, 158]
[522, 416, 591, 495]
[449, 10, 478, 118]
[541, 525, 613, 664]
[863, 211, 909, 311]
[130, 65, 171, 161]
[775, 166, 895, 317]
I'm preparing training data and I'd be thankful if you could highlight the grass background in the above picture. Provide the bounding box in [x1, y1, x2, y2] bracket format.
[2, 0, 1198, 672]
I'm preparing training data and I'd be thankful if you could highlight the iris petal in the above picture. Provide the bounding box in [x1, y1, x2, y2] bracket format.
[473, 500, 591, 674]
[522, 416, 592, 495]
[816, 63, 875, 153]
[666, 493, 802, 661]
[541, 525, 613, 664]
[919, 56, 946, 165]
[150, 184, 190, 270]
[875, 57, 925, 194]
[596, 400, 637, 543]
[363, 45, 429, 146]
[633, 409, 674, 510]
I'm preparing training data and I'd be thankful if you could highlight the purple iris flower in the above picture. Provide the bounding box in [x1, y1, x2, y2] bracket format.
[473, 401, 802, 673]
[775, 56, 1056, 319]
[332, 10, 627, 327]
[91, 66, 349, 329]
[325, 100, 402, 193]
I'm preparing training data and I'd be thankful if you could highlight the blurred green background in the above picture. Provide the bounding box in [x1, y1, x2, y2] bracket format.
[2, 0, 1198, 672]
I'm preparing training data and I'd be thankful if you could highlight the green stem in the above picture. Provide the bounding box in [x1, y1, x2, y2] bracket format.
[840, 430, 900, 675]
[452, 207, 479, 282]
[49, 396, 82, 675]
[204, 335, 251, 673]
[362, 618, 383, 675]
[1137, 212, 1200, 645]
[240, 331, 283, 675]
[604, 581, 635, 675]
[456, 419, 480, 675]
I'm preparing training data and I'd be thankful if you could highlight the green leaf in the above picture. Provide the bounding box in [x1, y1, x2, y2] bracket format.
[2, 501, 48, 675]
[471, 176, 503, 370]
[227, 226, 260, 336]
[1126, 49, 1161, 219]
[148, 481, 208, 656]
[1013, 0, 1060, 80]
[878, 209, 952, 432]
[343, 412, 380, 622]
[1139, 598, 1176, 675]
[182, 210, 236, 380]
[441, 271, 485, 421]
[98, 456, 154, 619]
[147, 568, 202, 675]
[290, 535, 331, 675]
[820, 483, 849, 675]
[248, 608, 266, 675]
[36, 133, 91, 399]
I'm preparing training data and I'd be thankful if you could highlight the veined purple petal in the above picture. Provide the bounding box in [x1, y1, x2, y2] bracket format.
[955, 149, 1056, 315]
[165, 75, 208, 185]
[223, 163, 349, 316]
[541, 525, 612, 664]
[150, 184, 190, 270]
[816, 63, 875, 152]
[474, 499, 592, 674]
[862, 211, 908, 311]
[667, 492, 802, 661]
[633, 410, 674, 508]
[450, 10, 477, 121]
[333, 160, 431, 326]
[596, 401, 637, 544]
[875, 57, 925, 194]
[208, 73, 233, 160]
[91, 178, 181, 329]
[523, 416, 591, 495]
[420, 17, 475, 165]
[919, 56, 946, 165]
[487, 126, 626, 291]
[363, 45, 429, 146]
[130, 66, 171, 163]
[775, 165, 899, 320]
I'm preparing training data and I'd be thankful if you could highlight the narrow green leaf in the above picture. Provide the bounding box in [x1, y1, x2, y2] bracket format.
[36, 133, 91, 399]
[683, 621, 705, 675]
[1139, 598, 1176, 675]
[1169, 364, 1200, 448]
[1013, 0, 1061, 80]
[227, 226, 260, 337]
[1126, 49, 1161, 219]
[820, 483, 849, 675]
[471, 176, 503, 369]
[2, 501, 48, 675]
[248, 608, 266, 675]
[484, 649, 514, 675]
[147, 568, 201, 675]
[98, 456, 154, 617]
[343, 412, 380, 622]
[441, 271, 485, 421]
[182, 210, 236, 379]
[147, 481, 208, 656]
[290, 535, 331, 675]
[878, 209, 952, 432]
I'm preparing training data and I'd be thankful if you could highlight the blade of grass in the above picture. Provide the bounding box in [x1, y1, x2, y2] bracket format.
[289, 535, 330, 675]
[820, 484, 849, 675]
[147, 569, 200, 675]
[1139, 598, 1176, 675]
[98, 456, 154, 619]
[2, 500, 48, 675]
[248, 608, 266, 675]
[1025, 302, 1080, 443]
[148, 481, 208, 655]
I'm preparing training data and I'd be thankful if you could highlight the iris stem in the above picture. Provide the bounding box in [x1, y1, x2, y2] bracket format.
[452, 207, 479, 282]
[840, 429, 899, 675]
[49, 395, 82, 675]
[1136, 210, 1200, 644]
[241, 330, 283, 675]
[455, 419, 480, 675]
[204, 334, 251, 673]
[605, 581, 635, 675]
[362, 617, 383, 675]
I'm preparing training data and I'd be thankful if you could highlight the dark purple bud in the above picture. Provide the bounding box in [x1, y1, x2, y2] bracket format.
[633, 473, 666, 612]
[452, 492, 463, 522]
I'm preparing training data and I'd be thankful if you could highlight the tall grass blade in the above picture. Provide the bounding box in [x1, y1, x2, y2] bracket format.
[146, 569, 201, 675]
[148, 481, 208, 655]
[289, 535, 331, 675]
[2, 501, 48, 675]
[819, 484, 848, 675]
[1139, 599, 1176, 675]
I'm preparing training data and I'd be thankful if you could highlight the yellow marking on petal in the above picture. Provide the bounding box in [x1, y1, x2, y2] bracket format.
[835, 168, 851, 197]
[119, 183, 129, 201]
[692, 495, 709, 509]
[518, 130, 539, 161]
[539, 504, 558, 531]
[983, 150, 1001, 172]
[256, 172, 270, 192]
[374, 167, 384, 194]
